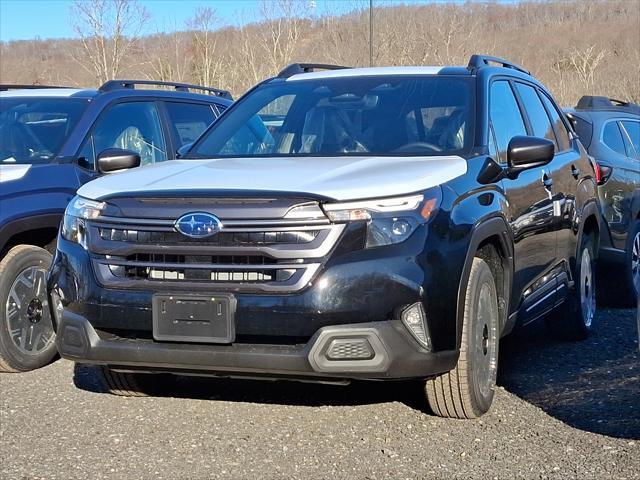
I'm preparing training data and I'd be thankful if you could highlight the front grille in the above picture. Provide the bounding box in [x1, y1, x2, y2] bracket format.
[107, 253, 293, 283]
[126, 253, 278, 265]
[87, 208, 344, 293]
[99, 228, 321, 245]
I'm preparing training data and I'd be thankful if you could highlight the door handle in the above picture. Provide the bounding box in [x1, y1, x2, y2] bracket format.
[571, 165, 581, 179]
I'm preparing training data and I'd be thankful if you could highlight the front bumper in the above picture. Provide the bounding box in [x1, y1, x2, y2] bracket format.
[57, 311, 458, 380]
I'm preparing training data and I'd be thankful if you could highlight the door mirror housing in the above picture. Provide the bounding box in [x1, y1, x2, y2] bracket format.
[507, 136, 556, 170]
[176, 142, 193, 159]
[507, 136, 555, 171]
[97, 148, 141, 173]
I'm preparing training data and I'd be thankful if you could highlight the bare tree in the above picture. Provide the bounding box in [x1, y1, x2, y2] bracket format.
[2, 0, 638, 104]
[258, 0, 308, 74]
[145, 28, 190, 83]
[187, 7, 224, 87]
[70, 0, 149, 84]
[566, 45, 607, 90]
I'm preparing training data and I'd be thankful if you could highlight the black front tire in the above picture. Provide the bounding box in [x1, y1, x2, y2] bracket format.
[93, 365, 154, 397]
[425, 257, 500, 419]
[0, 245, 57, 372]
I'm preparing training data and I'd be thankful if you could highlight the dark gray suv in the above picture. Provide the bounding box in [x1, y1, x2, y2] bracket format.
[566, 96, 640, 306]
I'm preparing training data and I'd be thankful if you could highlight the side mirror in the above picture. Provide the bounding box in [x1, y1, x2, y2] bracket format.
[507, 136, 554, 172]
[97, 148, 141, 173]
[176, 142, 193, 159]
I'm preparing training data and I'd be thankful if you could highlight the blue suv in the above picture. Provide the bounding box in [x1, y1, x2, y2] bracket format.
[0, 80, 232, 372]
[565, 97, 640, 306]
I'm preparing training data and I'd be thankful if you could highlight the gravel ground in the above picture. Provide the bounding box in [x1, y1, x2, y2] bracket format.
[1, 307, 638, 480]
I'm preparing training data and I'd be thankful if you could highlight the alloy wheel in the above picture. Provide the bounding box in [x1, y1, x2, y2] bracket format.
[580, 248, 595, 328]
[632, 232, 640, 295]
[474, 282, 498, 398]
[5, 266, 55, 355]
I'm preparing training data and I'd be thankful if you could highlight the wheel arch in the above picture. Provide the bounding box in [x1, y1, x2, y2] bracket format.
[577, 201, 601, 258]
[455, 216, 514, 349]
[0, 214, 61, 258]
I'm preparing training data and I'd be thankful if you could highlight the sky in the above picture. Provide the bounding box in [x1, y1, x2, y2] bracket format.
[0, 0, 516, 42]
[0, 0, 359, 41]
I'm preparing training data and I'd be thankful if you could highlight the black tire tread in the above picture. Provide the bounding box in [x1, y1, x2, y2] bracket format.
[425, 258, 495, 419]
[0, 245, 54, 373]
[98, 365, 149, 397]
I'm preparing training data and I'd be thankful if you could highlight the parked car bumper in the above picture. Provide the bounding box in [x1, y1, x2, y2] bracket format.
[55, 310, 458, 380]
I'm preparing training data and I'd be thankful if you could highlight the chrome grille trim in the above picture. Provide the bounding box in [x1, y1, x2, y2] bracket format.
[93, 262, 322, 293]
[86, 211, 342, 293]
[96, 215, 331, 227]
[87, 223, 345, 260]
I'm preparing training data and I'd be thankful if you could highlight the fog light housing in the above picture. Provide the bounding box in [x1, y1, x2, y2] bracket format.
[401, 302, 431, 350]
[326, 338, 375, 360]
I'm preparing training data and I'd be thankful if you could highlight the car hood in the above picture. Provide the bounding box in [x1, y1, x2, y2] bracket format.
[77, 155, 467, 202]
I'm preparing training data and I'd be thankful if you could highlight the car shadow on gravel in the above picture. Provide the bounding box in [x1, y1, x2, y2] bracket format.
[72, 308, 639, 439]
[497, 307, 639, 440]
[73, 363, 428, 411]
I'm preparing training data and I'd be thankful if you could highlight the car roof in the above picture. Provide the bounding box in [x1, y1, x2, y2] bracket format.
[284, 65, 471, 81]
[0, 87, 233, 105]
[273, 63, 546, 91]
[565, 107, 640, 123]
[0, 88, 97, 98]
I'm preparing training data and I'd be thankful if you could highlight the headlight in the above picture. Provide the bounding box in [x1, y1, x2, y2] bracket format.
[322, 190, 441, 248]
[61, 196, 106, 248]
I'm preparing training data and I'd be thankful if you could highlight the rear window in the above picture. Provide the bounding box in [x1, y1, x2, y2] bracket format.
[190, 75, 475, 158]
[0, 97, 89, 164]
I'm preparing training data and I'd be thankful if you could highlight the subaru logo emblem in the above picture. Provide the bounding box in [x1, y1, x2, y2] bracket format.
[175, 213, 222, 238]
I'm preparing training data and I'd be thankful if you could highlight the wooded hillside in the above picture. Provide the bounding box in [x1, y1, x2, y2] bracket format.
[1, 0, 638, 106]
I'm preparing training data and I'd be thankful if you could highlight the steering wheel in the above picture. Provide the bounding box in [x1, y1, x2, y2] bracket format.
[338, 138, 369, 153]
[393, 142, 443, 153]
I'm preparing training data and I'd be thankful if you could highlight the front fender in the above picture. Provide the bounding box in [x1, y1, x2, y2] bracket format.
[445, 181, 514, 349]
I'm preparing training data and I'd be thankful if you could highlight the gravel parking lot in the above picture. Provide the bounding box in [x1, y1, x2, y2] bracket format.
[1, 307, 638, 480]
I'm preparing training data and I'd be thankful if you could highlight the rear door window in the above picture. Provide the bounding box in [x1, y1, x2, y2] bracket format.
[489, 81, 527, 163]
[165, 102, 216, 149]
[539, 93, 571, 152]
[602, 121, 627, 156]
[514, 83, 557, 147]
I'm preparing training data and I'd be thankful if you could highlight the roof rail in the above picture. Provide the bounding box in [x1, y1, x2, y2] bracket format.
[98, 80, 233, 100]
[0, 84, 70, 91]
[576, 95, 640, 113]
[277, 63, 350, 78]
[467, 54, 530, 75]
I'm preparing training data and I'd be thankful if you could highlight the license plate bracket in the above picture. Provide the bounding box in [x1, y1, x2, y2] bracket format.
[152, 294, 236, 343]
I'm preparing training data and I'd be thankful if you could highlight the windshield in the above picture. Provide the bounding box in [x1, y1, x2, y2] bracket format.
[190, 75, 474, 158]
[0, 97, 89, 164]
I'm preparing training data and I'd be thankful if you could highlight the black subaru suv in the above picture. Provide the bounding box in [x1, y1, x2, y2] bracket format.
[49, 56, 600, 419]
[565, 97, 639, 306]
[0, 80, 232, 372]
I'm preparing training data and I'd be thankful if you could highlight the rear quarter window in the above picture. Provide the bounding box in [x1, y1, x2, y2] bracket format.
[570, 115, 593, 149]
[602, 121, 627, 156]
